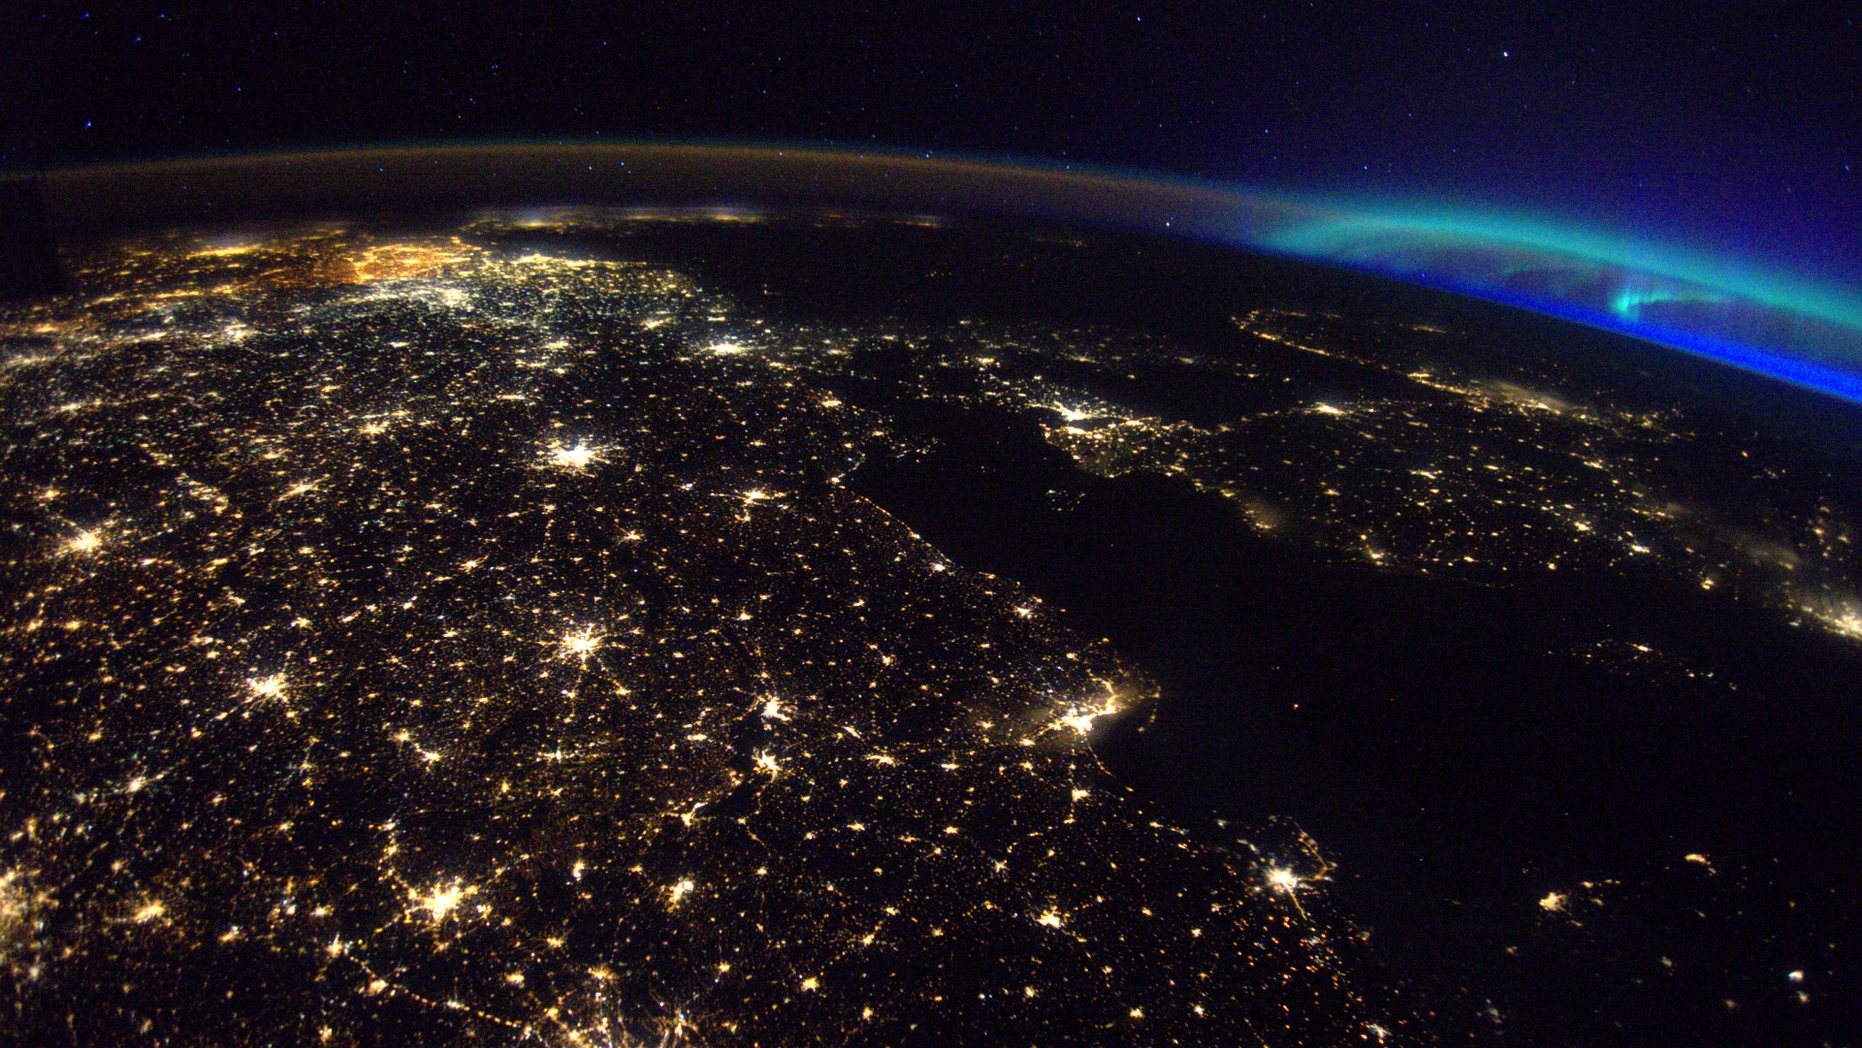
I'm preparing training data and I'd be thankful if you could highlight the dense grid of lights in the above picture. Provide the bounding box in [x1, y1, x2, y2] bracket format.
[0, 226, 1417, 1046]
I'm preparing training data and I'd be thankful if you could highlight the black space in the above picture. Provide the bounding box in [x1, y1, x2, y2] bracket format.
[5, 3, 1860, 278]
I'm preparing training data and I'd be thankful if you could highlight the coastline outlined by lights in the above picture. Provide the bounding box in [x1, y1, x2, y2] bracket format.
[30, 140, 1862, 405]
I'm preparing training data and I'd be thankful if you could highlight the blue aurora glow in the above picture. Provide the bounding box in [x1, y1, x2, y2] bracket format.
[1248, 208, 1862, 404]
[37, 143, 1862, 405]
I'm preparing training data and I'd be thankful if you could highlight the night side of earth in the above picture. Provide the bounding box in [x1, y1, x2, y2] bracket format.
[2, 151, 1859, 1048]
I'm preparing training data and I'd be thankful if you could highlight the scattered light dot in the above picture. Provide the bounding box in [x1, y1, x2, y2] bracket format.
[667, 879, 695, 907]
[547, 440, 601, 471]
[412, 880, 469, 921]
[62, 529, 103, 555]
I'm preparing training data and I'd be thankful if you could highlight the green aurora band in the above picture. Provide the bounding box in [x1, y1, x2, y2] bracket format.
[31, 141, 1862, 404]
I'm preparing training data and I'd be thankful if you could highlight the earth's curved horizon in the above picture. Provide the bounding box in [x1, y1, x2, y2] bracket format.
[26, 140, 1862, 405]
